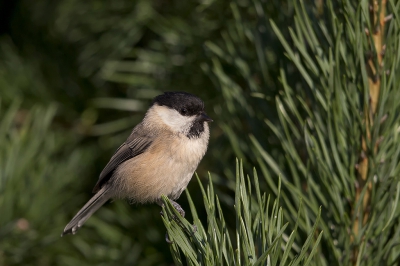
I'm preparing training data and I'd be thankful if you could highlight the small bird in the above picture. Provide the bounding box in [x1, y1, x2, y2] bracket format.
[62, 92, 212, 236]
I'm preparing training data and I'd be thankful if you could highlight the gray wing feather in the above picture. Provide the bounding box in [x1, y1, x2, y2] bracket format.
[92, 130, 152, 193]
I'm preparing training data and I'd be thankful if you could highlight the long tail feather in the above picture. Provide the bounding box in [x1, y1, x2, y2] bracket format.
[62, 186, 112, 236]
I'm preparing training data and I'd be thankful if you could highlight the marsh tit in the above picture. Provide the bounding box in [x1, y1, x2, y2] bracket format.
[62, 92, 212, 236]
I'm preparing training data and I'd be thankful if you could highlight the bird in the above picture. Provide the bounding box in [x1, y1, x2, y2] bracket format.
[62, 91, 212, 236]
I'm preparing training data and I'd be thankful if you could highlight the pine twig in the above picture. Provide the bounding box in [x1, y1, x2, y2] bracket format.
[352, 0, 387, 263]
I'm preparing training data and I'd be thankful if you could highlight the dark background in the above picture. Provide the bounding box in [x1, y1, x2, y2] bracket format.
[0, 0, 296, 265]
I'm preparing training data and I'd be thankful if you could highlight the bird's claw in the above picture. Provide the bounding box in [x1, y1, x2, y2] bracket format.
[159, 200, 189, 243]
[170, 201, 185, 217]
[165, 232, 173, 244]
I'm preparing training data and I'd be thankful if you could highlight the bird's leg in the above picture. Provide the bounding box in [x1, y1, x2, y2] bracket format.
[157, 199, 187, 243]
[167, 200, 196, 230]
[165, 233, 173, 244]
[169, 201, 198, 233]
[157, 199, 185, 217]
[170, 200, 185, 217]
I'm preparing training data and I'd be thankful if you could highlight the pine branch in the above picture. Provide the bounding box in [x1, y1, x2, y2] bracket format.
[352, 0, 387, 262]
[204, 0, 400, 264]
[161, 161, 322, 265]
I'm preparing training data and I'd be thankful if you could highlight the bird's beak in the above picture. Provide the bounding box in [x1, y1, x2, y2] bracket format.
[199, 112, 213, 122]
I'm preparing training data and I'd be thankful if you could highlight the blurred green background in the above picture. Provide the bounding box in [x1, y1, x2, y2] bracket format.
[0, 0, 291, 265]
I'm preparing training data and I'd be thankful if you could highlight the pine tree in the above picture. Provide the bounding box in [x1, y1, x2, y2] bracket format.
[2, 0, 400, 265]
[163, 0, 400, 265]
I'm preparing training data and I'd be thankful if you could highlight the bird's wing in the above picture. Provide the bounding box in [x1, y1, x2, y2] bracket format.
[92, 130, 153, 193]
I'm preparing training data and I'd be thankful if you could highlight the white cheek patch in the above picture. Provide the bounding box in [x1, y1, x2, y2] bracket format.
[155, 106, 196, 133]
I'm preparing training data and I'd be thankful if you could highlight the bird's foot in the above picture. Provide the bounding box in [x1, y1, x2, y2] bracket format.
[158, 199, 187, 243]
[158, 199, 185, 218]
[165, 232, 173, 244]
[170, 200, 185, 217]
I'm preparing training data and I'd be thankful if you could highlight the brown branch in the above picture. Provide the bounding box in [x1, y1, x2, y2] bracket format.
[352, 0, 386, 263]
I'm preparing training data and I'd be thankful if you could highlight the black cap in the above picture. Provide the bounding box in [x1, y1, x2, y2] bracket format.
[152, 92, 205, 116]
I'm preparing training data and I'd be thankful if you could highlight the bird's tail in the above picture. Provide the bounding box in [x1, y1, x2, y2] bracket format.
[62, 186, 112, 236]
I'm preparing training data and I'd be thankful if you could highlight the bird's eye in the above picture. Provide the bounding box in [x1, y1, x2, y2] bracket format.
[180, 108, 188, 115]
